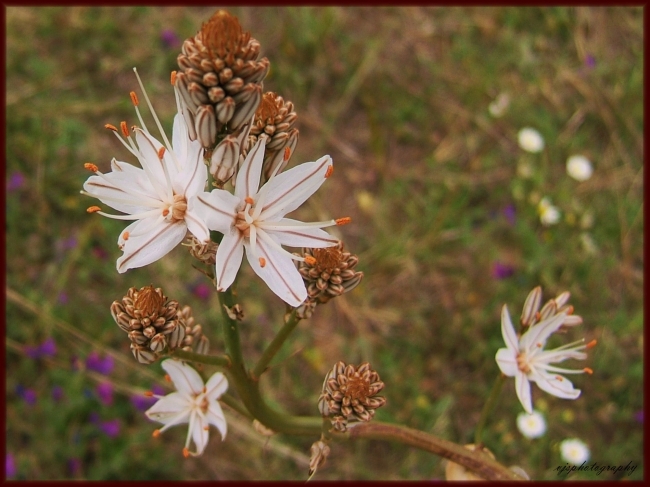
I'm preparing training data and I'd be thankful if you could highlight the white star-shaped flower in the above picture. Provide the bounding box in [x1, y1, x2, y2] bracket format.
[516, 410, 547, 439]
[191, 138, 345, 307]
[517, 127, 545, 153]
[560, 438, 590, 465]
[566, 155, 593, 182]
[538, 197, 561, 226]
[495, 305, 595, 414]
[145, 359, 228, 457]
[82, 69, 209, 273]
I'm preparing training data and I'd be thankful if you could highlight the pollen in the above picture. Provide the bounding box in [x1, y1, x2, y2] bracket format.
[283, 146, 291, 162]
[144, 391, 154, 397]
[86, 206, 101, 213]
[325, 165, 334, 178]
[122, 231, 130, 241]
[170, 70, 177, 85]
[304, 255, 317, 265]
[164, 374, 172, 382]
[105, 123, 118, 132]
[566, 305, 574, 315]
[583, 367, 594, 375]
[203, 426, 209, 431]
[120, 121, 130, 138]
[130, 91, 139, 106]
[555, 375, 564, 381]
[84, 162, 99, 172]
[335, 217, 351, 226]
[586, 339, 597, 349]
[152, 429, 161, 438]
[182, 447, 190, 458]
[245, 196, 255, 205]
[259, 257, 266, 268]
[162, 209, 170, 217]
[157, 147, 166, 160]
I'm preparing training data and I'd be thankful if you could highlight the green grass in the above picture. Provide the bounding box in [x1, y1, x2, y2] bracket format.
[6, 6, 643, 480]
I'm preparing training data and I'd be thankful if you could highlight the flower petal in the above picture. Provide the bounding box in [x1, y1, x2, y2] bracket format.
[215, 232, 245, 292]
[206, 401, 227, 440]
[234, 137, 265, 200]
[515, 372, 533, 414]
[192, 190, 240, 234]
[134, 128, 172, 196]
[532, 372, 581, 400]
[191, 412, 210, 456]
[264, 218, 339, 248]
[257, 155, 332, 222]
[495, 348, 518, 377]
[161, 359, 204, 397]
[520, 313, 566, 351]
[500, 305, 520, 353]
[83, 171, 158, 215]
[184, 208, 210, 243]
[145, 392, 191, 425]
[244, 235, 307, 307]
[117, 220, 187, 273]
[204, 372, 228, 401]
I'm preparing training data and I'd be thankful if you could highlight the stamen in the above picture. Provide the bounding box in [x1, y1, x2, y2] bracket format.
[171, 70, 177, 85]
[304, 255, 317, 265]
[283, 146, 291, 162]
[555, 375, 564, 381]
[202, 387, 207, 393]
[259, 257, 266, 268]
[204, 426, 209, 431]
[130, 91, 139, 106]
[583, 367, 593, 374]
[158, 147, 166, 160]
[335, 217, 351, 226]
[105, 123, 118, 132]
[152, 429, 161, 438]
[566, 305, 574, 315]
[122, 231, 130, 241]
[586, 339, 597, 349]
[120, 121, 130, 138]
[536, 343, 542, 348]
[182, 448, 190, 458]
[84, 162, 99, 172]
[144, 391, 154, 397]
[245, 196, 255, 205]
[162, 209, 170, 217]
[325, 165, 334, 178]
[87, 206, 101, 213]
[164, 374, 171, 382]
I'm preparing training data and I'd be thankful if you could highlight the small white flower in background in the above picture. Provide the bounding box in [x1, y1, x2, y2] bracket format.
[145, 359, 228, 457]
[538, 197, 561, 226]
[82, 69, 209, 273]
[516, 410, 547, 439]
[192, 138, 347, 307]
[517, 127, 545, 153]
[495, 304, 595, 414]
[560, 438, 590, 465]
[566, 155, 593, 182]
[488, 92, 510, 118]
[580, 232, 598, 256]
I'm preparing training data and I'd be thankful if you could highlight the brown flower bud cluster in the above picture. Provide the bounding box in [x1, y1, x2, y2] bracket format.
[175, 10, 269, 149]
[246, 92, 299, 182]
[295, 243, 363, 319]
[308, 439, 331, 478]
[111, 285, 209, 364]
[184, 235, 218, 266]
[318, 361, 386, 432]
[519, 286, 583, 330]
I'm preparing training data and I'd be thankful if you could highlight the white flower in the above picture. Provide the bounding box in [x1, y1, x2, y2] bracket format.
[560, 438, 590, 465]
[516, 410, 547, 439]
[82, 69, 209, 273]
[518, 127, 545, 153]
[566, 155, 593, 182]
[145, 359, 228, 457]
[538, 197, 561, 226]
[488, 92, 510, 118]
[495, 305, 595, 414]
[192, 138, 344, 307]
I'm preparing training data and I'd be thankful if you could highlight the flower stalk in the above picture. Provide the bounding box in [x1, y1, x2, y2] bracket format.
[252, 309, 300, 380]
[473, 373, 506, 446]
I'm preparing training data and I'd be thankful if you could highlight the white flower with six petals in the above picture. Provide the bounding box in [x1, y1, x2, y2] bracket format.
[192, 138, 344, 307]
[145, 359, 228, 457]
[495, 305, 594, 414]
[82, 69, 209, 273]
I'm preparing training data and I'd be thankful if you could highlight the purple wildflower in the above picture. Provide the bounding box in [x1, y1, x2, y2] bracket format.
[91, 246, 109, 260]
[99, 419, 121, 438]
[24, 337, 57, 359]
[192, 282, 211, 301]
[22, 388, 38, 406]
[491, 261, 515, 280]
[68, 458, 82, 476]
[160, 29, 181, 49]
[95, 382, 114, 406]
[7, 171, 25, 192]
[85, 351, 114, 375]
[58, 292, 69, 305]
[584, 54, 596, 69]
[634, 410, 644, 424]
[6, 453, 16, 478]
[502, 204, 516, 226]
[52, 385, 65, 402]
[130, 384, 166, 411]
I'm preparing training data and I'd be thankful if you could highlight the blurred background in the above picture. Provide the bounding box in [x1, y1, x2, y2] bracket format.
[5, 6, 643, 480]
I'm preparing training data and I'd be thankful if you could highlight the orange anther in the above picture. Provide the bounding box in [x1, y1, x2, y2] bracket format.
[283, 146, 291, 162]
[105, 123, 118, 132]
[202, 387, 207, 393]
[536, 343, 542, 348]
[162, 209, 170, 217]
[203, 426, 209, 431]
[566, 305, 574, 315]
[259, 257, 266, 268]
[535, 312, 541, 322]
[120, 121, 129, 138]
[144, 391, 154, 397]
[325, 165, 334, 178]
[304, 255, 317, 265]
[157, 147, 166, 160]
[586, 339, 597, 349]
[335, 217, 351, 226]
[245, 196, 255, 205]
[182, 448, 190, 458]
[130, 91, 139, 106]
[171, 70, 177, 85]
[583, 367, 594, 375]
[86, 206, 101, 213]
[152, 429, 161, 438]
[84, 162, 99, 172]
[164, 374, 171, 382]
[122, 231, 130, 241]
[555, 375, 564, 381]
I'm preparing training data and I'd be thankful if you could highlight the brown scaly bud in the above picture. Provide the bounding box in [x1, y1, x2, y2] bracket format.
[183, 235, 218, 266]
[176, 10, 269, 149]
[308, 439, 331, 478]
[318, 361, 386, 432]
[243, 92, 299, 182]
[177, 305, 210, 354]
[518, 286, 583, 331]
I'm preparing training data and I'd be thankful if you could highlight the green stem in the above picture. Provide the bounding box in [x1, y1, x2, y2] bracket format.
[169, 348, 232, 368]
[252, 309, 301, 379]
[473, 374, 506, 446]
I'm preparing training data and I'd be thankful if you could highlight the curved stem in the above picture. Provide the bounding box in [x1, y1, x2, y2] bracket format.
[252, 309, 301, 380]
[169, 348, 232, 368]
[473, 374, 506, 446]
[345, 421, 522, 481]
